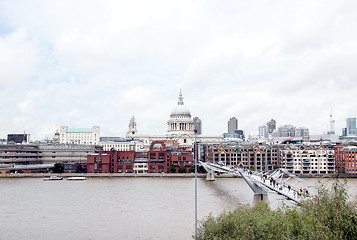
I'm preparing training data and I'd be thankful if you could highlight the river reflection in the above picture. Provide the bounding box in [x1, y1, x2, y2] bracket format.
[0, 177, 355, 240]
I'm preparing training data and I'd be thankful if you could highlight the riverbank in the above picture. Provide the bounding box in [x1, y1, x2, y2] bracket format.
[0, 172, 240, 178]
[0, 172, 349, 179]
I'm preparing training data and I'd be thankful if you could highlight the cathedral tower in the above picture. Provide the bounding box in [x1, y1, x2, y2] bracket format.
[126, 115, 137, 139]
[167, 89, 194, 136]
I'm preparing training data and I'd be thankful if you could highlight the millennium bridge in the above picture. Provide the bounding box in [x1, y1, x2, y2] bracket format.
[200, 161, 317, 204]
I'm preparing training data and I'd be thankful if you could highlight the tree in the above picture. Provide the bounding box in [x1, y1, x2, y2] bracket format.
[169, 164, 176, 173]
[53, 163, 64, 173]
[196, 179, 357, 240]
[178, 166, 187, 173]
[189, 165, 195, 173]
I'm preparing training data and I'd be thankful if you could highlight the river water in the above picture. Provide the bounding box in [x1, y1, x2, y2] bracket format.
[0, 177, 356, 240]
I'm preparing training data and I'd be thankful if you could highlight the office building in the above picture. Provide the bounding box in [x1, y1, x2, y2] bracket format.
[228, 117, 238, 134]
[278, 125, 296, 137]
[346, 118, 357, 135]
[193, 117, 202, 135]
[267, 119, 276, 134]
[258, 125, 267, 138]
[295, 127, 309, 140]
[7, 134, 30, 144]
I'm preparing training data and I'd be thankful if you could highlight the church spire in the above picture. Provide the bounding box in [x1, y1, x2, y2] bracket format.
[178, 88, 184, 105]
[126, 115, 137, 139]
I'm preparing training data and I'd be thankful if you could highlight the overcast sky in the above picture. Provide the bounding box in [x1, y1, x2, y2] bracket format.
[0, 0, 356, 140]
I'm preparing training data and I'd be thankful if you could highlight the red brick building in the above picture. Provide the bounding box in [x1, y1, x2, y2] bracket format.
[148, 142, 167, 173]
[334, 146, 357, 175]
[87, 141, 193, 174]
[87, 152, 111, 173]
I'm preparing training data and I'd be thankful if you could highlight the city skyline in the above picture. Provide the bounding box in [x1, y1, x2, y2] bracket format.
[0, 1, 357, 140]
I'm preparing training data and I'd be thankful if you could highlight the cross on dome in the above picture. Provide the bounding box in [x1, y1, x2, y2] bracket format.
[178, 88, 184, 105]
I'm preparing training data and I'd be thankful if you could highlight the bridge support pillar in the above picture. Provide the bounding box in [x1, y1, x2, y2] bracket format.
[253, 193, 268, 205]
[206, 172, 215, 181]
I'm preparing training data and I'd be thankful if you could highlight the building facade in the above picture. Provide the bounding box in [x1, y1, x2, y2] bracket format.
[280, 144, 335, 175]
[204, 143, 280, 171]
[59, 126, 100, 145]
[193, 117, 202, 135]
[295, 127, 309, 140]
[267, 119, 276, 134]
[0, 143, 102, 173]
[7, 134, 30, 144]
[259, 125, 267, 138]
[334, 146, 357, 175]
[99, 137, 144, 151]
[346, 118, 357, 136]
[278, 125, 296, 137]
[228, 117, 238, 134]
[87, 141, 193, 174]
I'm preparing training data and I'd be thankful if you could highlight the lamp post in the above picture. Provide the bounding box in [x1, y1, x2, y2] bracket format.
[194, 128, 198, 239]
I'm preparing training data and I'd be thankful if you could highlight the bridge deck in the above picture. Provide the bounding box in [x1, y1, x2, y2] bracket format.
[200, 162, 315, 204]
[248, 174, 303, 204]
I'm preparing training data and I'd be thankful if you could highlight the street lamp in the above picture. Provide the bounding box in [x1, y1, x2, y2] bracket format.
[194, 128, 198, 240]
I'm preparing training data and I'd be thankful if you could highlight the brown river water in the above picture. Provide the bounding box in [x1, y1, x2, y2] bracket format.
[0, 177, 356, 240]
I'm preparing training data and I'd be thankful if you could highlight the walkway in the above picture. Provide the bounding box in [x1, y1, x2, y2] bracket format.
[200, 162, 316, 204]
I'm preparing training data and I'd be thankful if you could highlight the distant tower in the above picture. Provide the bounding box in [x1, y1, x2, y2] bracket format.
[193, 117, 202, 135]
[228, 117, 238, 134]
[327, 110, 335, 135]
[267, 119, 276, 134]
[346, 118, 357, 136]
[258, 125, 267, 138]
[53, 129, 60, 143]
[126, 115, 137, 139]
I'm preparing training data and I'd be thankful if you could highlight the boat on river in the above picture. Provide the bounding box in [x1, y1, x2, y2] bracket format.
[43, 176, 63, 181]
[67, 176, 86, 181]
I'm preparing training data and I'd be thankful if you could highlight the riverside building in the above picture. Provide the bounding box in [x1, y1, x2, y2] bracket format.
[0, 143, 102, 173]
[59, 126, 100, 145]
[87, 141, 193, 174]
[280, 144, 335, 175]
[99, 137, 144, 151]
[204, 142, 280, 171]
[334, 145, 357, 176]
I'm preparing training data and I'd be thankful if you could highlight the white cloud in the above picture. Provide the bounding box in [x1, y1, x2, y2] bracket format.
[0, 0, 356, 139]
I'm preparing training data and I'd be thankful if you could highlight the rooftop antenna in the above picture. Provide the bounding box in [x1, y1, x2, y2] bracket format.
[327, 107, 335, 135]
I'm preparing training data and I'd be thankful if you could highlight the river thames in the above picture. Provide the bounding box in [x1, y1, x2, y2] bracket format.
[1, 177, 357, 240]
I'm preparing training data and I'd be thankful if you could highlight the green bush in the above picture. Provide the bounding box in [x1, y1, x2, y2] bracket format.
[197, 179, 357, 240]
[53, 163, 64, 173]
[178, 166, 187, 173]
[169, 164, 176, 173]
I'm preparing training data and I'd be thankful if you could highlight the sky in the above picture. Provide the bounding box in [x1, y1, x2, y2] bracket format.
[0, 0, 356, 140]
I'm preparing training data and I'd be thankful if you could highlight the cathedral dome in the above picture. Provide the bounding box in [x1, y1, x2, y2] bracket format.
[167, 89, 194, 135]
[170, 89, 191, 117]
[171, 105, 191, 117]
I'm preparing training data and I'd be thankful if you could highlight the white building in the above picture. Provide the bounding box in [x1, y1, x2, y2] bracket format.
[167, 89, 195, 136]
[59, 126, 100, 145]
[99, 139, 144, 151]
[280, 144, 335, 175]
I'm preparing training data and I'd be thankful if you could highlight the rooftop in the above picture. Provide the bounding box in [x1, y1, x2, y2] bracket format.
[66, 128, 93, 133]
